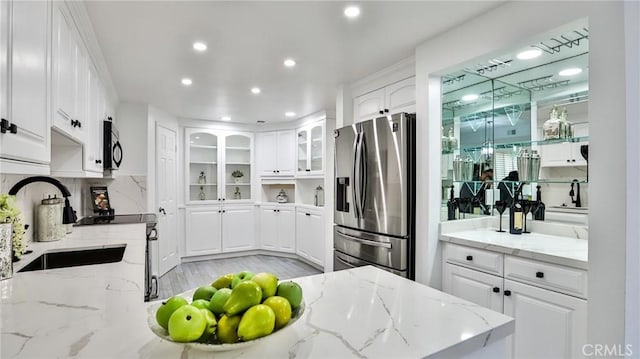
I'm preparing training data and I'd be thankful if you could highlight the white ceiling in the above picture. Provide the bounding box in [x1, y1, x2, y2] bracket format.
[85, 1, 503, 124]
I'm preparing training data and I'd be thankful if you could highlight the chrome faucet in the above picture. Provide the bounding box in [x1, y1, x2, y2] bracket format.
[8, 176, 78, 224]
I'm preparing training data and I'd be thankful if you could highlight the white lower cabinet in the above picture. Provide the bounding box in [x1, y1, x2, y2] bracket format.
[295, 207, 324, 267]
[185, 205, 255, 256]
[442, 243, 587, 359]
[185, 207, 222, 256]
[444, 263, 503, 313]
[260, 205, 295, 253]
[504, 279, 587, 359]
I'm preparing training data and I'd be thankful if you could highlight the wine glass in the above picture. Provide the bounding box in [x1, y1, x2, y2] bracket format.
[522, 200, 533, 233]
[494, 200, 507, 232]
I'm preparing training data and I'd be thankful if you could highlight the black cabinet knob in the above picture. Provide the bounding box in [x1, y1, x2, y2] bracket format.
[8, 123, 17, 134]
[277, 170, 280, 173]
[536, 271, 544, 278]
[273, 170, 276, 173]
[277, 209, 280, 212]
[222, 210, 226, 213]
[218, 198, 221, 201]
[222, 198, 225, 201]
[95, 159, 102, 164]
[384, 109, 389, 113]
[504, 290, 512, 296]
[566, 159, 571, 162]
[218, 210, 221, 213]
[492, 287, 500, 293]
[0, 118, 8, 133]
[78, 121, 82, 128]
[466, 255, 473, 261]
[572, 159, 576, 162]
[379, 110, 384, 115]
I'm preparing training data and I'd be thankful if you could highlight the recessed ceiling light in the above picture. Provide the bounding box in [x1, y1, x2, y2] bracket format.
[516, 48, 542, 60]
[461, 94, 479, 102]
[181, 78, 192, 86]
[285, 112, 296, 117]
[344, 6, 360, 18]
[284, 58, 296, 67]
[193, 42, 207, 52]
[221, 116, 231, 122]
[558, 68, 583, 77]
[251, 87, 261, 94]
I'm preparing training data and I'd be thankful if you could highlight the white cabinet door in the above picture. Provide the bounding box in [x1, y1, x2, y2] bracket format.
[385, 77, 416, 115]
[296, 121, 324, 176]
[276, 130, 295, 175]
[256, 131, 277, 176]
[353, 88, 385, 123]
[86, 65, 103, 172]
[260, 207, 279, 250]
[52, 5, 75, 136]
[443, 263, 503, 313]
[278, 207, 296, 253]
[72, 43, 88, 144]
[504, 279, 587, 359]
[295, 207, 324, 266]
[185, 207, 222, 256]
[222, 132, 253, 202]
[539, 141, 588, 167]
[222, 205, 256, 252]
[0, 0, 50, 165]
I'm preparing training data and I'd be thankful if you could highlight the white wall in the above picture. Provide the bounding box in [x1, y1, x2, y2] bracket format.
[115, 103, 149, 176]
[624, 0, 640, 353]
[415, 0, 632, 350]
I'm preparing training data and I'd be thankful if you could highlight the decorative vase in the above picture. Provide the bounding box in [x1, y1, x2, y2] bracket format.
[234, 177, 242, 184]
[0, 223, 13, 280]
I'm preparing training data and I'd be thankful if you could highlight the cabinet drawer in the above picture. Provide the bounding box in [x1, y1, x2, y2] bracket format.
[504, 256, 588, 298]
[444, 243, 503, 276]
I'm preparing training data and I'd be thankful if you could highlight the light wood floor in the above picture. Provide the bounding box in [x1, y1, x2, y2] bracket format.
[157, 255, 322, 299]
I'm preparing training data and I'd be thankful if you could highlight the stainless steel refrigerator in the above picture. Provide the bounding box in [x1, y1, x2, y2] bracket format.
[333, 112, 415, 279]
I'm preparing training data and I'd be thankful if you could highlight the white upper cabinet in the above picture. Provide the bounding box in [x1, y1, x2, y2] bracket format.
[256, 130, 295, 176]
[0, 0, 50, 171]
[296, 121, 325, 176]
[353, 76, 415, 123]
[185, 128, 253, 204]
[539, 140, 588, 167]
[85, 65, 104, 173]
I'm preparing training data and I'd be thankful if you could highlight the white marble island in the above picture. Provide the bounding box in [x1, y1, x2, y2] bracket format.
[2, 224, 514, 358]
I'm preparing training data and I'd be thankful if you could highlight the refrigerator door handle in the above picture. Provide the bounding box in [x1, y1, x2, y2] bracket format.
[336, 229, 392, 249]
[360, 132, 368, 213]
[353, 132, 362, 219]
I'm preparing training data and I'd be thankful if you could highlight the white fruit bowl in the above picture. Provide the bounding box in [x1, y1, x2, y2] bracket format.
[147, 297, 305, 352]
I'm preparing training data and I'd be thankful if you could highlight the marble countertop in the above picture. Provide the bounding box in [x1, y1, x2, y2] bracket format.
[1, 225, 515, 359]
[440, 229, 588, 270]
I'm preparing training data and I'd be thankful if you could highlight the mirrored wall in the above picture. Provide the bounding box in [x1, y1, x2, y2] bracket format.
[441, 20, 589, 221]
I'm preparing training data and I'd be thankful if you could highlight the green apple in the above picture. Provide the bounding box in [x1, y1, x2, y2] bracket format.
[276, 281, 303, 309]
[231, 270, 255, 289]
[199, 309, 217, 341]
[155, 296, 188, 330]
[251, 272, 279, 299]
[191, 299, 210, 310]
[237, 304, 276, 341]
[192, 285, 217, 301]
[208, 288, 232, 315]
[167, 305, 207, 342]
[262, 296, 292, 330]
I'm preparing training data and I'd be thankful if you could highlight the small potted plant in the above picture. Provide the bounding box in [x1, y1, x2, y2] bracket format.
[0, 194, 26, 280]
[231, 170, 244, 184]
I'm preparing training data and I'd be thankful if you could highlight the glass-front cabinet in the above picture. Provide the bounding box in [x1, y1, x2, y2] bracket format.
[185, 128, 253, 203]
[296, 121, 324, 176]
[441, 20, 589, 220]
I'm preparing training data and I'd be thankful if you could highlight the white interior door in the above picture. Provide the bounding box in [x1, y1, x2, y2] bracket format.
[156, 124, 179, 275]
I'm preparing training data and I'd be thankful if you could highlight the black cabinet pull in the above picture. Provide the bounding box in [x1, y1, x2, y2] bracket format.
[222, 210, 226, 213]
[77, 121, 82, 128]
[466, 255, 473, 261]
[277, 209, 280, 212]
[504, 290, 511, 296]
[1, 118, 9, 133]
[492, 287, 500, 293]
[571, 159, 576, 162]
[273, 209, 276, 212]
[536, 271, 544, 278]
[218, 210, 221, 213]
[384, 109, 389, 113]
[273, 170, 276, 173]
[95, 160, 102, 164]
[378, 110, 384, 115]
[276, 170, 280, 173]
[305, 169, 311, 172]
[9, 123, 17, 134]
[305, 213, 311, 216]
[222, 198, 225, 201]
[217, 198, 221, 201]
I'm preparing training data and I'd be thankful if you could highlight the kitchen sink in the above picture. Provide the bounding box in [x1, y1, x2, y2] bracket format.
[18, 245, 126, 272]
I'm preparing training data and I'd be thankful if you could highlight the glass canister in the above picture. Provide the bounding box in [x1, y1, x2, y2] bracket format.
[314, 186, 325, 207]
[542, 105, 561, 140]
[37, 195, 64, 242]
[452, 156, 463, 181]
[463, 157, 474, 181]
[517, 149, 531, 182]
[233, 187, 241, 200]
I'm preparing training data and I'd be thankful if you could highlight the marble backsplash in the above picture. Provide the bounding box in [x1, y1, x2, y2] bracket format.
[0, 175, 147, 245]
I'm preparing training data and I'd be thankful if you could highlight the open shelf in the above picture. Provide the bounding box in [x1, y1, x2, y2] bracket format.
[190, 183, 217, 186]
[459, 136, 589, 153]
[190, 145, 217, 149]
[452, 179, 587, 185]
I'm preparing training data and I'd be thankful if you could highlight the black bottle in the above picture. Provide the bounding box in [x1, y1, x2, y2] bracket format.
[533, 185, 546, 221]
[447, 186, 457, 220]
[509, 186, 523, 234]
